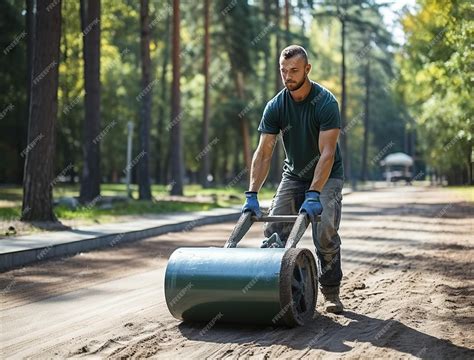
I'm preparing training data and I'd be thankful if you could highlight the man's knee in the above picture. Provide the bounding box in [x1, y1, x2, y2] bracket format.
[313, 221, 341, 253]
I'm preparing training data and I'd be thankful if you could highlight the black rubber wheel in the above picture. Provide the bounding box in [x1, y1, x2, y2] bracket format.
[278, 248, 318, 327]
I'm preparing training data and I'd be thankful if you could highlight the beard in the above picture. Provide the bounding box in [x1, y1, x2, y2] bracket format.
[285, 74, 307, 92]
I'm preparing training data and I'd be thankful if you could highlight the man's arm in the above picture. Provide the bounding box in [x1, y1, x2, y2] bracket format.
[248, 133, 277, 192]
[309, 128, 340, 192]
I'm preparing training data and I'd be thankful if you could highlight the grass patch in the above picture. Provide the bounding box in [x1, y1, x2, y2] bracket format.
[0, 183, 278, 222]
[444, 186, 474, 202]
[56, 200, 219, 221]
[0, 206, 22, 220]
[0, 201, 219, 223]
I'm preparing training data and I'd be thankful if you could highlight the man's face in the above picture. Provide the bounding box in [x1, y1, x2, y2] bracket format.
[279, 55, 311, 91]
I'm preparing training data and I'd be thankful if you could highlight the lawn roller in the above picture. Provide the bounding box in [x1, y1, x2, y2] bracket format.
[164, 212, 320, 327]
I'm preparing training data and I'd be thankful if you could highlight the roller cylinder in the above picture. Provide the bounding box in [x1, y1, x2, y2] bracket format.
[164, 247, 317, 326]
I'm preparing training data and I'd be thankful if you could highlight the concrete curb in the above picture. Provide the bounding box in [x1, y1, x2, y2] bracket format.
[0, 210, 241, 272]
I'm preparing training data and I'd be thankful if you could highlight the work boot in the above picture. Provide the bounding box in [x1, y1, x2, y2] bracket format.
[320, 286, 344, 314]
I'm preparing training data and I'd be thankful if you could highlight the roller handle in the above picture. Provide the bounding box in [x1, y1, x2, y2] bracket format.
[224, 211, 253, 248]
[224, 211, 320, 248]
[285, 213, 311, 248]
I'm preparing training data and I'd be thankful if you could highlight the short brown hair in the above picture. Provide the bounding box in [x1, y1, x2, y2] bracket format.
[280, 45, 308, 63]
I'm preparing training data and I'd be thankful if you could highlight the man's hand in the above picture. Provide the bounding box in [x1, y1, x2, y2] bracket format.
[242, 191, 262, 218]
[299, 190, 323, 221]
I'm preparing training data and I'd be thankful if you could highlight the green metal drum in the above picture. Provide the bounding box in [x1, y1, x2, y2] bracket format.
[164, 247, 317, 327]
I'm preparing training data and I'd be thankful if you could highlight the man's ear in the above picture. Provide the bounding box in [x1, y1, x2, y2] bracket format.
[306, 63, 312, 74]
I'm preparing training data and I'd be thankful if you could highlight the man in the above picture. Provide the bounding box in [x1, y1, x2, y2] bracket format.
[242, 45, 344, 314]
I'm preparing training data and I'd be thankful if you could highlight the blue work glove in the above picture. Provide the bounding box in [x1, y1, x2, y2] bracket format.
[242, 191, 262, 218]
[299, 190, 323, 222]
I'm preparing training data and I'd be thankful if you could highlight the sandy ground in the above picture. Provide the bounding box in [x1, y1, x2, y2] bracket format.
[1, 186, 473, 359]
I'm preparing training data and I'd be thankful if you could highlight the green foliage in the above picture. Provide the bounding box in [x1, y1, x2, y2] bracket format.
[3, 0, 458, 190]
[0, 0, 27, 182]
[398, 0, 473, 184]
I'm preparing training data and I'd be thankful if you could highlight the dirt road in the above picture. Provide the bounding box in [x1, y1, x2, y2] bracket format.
[1, 186, 473, 359]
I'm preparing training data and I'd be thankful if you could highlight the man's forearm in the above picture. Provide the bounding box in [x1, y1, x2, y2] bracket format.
[248, 149, 272, 192]
[309, 152, 334, 192]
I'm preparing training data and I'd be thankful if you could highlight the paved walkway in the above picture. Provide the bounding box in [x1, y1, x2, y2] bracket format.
[0, 206, 242, 271]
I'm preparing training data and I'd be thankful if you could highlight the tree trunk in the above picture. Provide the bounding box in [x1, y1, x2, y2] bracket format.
[200, 0, 211, 188]
[262, 0, 272, 100]
[170, 0, 184, 195]
[138, 0, 152, 199]
[155, 4, 171, 185]
[234, 71, 252, 173]
[22, 0, 35, 185]
[468, 148, 473, 185]
[79, 0, 101, 203]
[361, 56, 370, 182]
[284, 0, 290, 42]
[270, 0, 282, 186]
[21, 0, 62, 222]
[340, 18, 350, 181]
[232, 135, 240, 183]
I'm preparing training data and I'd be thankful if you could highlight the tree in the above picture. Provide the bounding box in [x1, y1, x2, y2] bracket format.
[21, 0, 62, 222]
[269, 0, 283, 185]
[138, 0, 152, 199]
[170, 0, 184, 195]
[313, 0, 388, 181]
[154, 2, 171, 185]
[218, 0, 254, 174]
[398, 0, 473, 184]
[354, 23, 394, 181]
[200, 0, 211, 188]
[360, 47, 370, 181]
[0, 1, 28, 184]
[79, 0, 101, 203]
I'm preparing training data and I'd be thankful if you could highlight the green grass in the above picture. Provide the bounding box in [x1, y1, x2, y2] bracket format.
[0, 183, 277, 222]
[0, 206, 21, 220]
[1, 183, 276, 201]
[444, 186, 474, 202]
[56, 200, 219, 221]
[0, 200, 219, 222]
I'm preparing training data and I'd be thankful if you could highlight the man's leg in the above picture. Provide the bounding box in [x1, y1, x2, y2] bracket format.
[263, 176, 307, 245]
[312, 178, 344, 313]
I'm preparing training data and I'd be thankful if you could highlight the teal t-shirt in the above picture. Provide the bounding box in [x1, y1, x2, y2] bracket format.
[258, 81, 344, 181]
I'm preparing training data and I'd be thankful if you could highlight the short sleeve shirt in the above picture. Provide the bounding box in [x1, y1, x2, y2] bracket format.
[258, 81, 344, 181]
